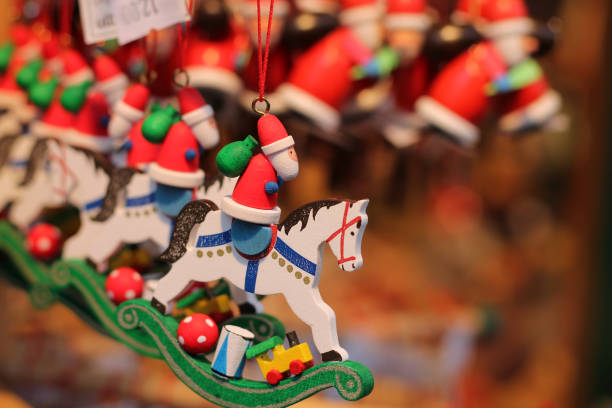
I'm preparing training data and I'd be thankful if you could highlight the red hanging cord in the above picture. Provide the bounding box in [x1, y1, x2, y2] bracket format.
[256, 0, 276, 102]
[143, 30, 158, 83]
[60, 0, 74, 46]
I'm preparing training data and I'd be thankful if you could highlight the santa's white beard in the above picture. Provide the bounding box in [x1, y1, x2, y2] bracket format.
[350, 22, 383, 50]
[494, 36, 529, 67]
[269, 150, 299, 181]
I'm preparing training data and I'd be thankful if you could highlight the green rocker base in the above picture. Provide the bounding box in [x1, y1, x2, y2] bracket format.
[117, 299, 374, 408]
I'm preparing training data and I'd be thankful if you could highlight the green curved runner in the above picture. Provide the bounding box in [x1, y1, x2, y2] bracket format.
[0, 221, 56, 308]
[117, 299, 374, 408]
[49, 259, 161, 358]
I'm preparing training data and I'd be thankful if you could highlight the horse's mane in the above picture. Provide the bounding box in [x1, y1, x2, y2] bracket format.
[203, 172, 225, 193]
[20, 137, 47, 186]
[160, 200, 219, 264]
[279, 199, 345, 235]
[69, 144, 113, 176]
[92, 167, 139, 222]
[0, 134, 20, 169]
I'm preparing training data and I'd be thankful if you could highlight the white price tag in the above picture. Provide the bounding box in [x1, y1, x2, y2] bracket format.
[79, 0, 116, 44]
[113, 0, 191, 45]
[78, 0, 191, 45]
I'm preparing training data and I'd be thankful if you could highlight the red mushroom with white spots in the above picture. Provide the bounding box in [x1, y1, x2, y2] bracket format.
[105, 267, 144, 305]
[177, 313, 219, 355]
[26, 223, 63, 261]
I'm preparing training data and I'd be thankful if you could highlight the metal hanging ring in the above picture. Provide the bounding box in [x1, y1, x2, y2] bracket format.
[251, 97, 271, 115]
[173, 69, 190, 88]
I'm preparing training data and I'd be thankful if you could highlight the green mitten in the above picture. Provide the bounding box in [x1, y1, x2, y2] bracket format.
[216, 135, 259, 177]
[16, 59, 43, 90]
[142, 105, 179, 144]
[61, 80, 93, 112]
[29, 76, 59, 109]
[0, 43, 15, 73]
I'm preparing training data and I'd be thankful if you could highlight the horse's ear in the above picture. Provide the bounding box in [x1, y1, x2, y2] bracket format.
[356, 199, 369, 214]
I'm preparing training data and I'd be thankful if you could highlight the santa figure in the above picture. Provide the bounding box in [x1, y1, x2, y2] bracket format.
[149, 120, 205, 218]
[220, 114, 298, 256]
[383, 0, 432, 148]
[278, 0, 386, 133]
[239, 0, 291, 114]
[416, 0, 561, 147]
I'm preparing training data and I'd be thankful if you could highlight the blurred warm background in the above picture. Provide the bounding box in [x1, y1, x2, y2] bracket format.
[0, 0, 611, 407]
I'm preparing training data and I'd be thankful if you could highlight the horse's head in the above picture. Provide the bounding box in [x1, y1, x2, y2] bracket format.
[46, 140, 109, 206]
[325, 199, 369, 272]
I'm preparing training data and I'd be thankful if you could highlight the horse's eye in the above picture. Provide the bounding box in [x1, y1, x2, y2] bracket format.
[350, 231, 355, 236]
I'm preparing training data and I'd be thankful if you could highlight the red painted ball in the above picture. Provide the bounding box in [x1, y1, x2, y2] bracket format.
[177, 313, 219, 355]
[26, 223, 62, 261]
[105, 267, 144, 304]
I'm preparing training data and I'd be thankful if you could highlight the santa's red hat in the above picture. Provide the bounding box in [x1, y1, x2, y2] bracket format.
[125, 119, 161, 169]
[178, 86, 218, 150]
[480, 0, 533, 38]
[61, 49, 94, 86]
[184, 33, 246, 95]
[339, 0, 382, 26]
[240, 0, 290, 16]
[258, 114, 294, 156]
[451, 0, 485, 24]
[41, 35, 63, 76]
[108, 83, 150, 142]
[31, 100, 75, 139]
[64, 92, 113, 153]
[11, 24, 40, 61]
[149, 122, 204, 188]
[385, 0, 431, 31]
[93, 55, 128, 106]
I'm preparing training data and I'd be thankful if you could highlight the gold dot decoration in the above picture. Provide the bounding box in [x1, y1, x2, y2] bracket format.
[134, 211, 140, 217]
[279, 258, 285, 267]
[295, 271, 302, 279]
[144, 210, 149, 216]
[217, 249, 224, 256]
[271, 252, 278, 259]
[125, 211, 131, 217]
[287, 265, 293, 273]
[152, 207, 157, 212]
[207, 251, 214, 258]
[226, 246, 232, 254]
[303, 276, 311, 285]
[197, 250, 203, 258]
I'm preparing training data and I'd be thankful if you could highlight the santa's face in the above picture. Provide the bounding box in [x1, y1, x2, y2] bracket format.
[269, 146, 299, 181]
[494, 34, 538, 66]
[351, 21, 384, 50]
[387, 28, 425, 64]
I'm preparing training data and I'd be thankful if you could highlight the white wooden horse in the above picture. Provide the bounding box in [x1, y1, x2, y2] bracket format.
[43, 140, 236, 271]
[151, 198, 369, 362]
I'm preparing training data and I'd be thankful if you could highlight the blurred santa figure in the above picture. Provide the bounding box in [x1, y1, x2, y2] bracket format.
[278, 0, 392, 136]
[383, 0, 432, 149]
[416, 0, 562, 147]
[238, 0, 291, 114]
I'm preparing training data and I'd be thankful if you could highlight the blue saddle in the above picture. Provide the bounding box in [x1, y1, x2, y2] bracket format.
[231, 219, 272, 256]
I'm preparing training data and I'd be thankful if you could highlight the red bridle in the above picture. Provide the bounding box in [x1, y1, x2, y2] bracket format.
[47, 143, 77, 198]
[326, 201, 361, 266]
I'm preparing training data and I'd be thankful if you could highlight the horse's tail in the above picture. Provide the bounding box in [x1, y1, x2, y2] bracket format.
[19, 138, 47, 186]
[92, 167, 138, 222]
[160, 199, 218, 264]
